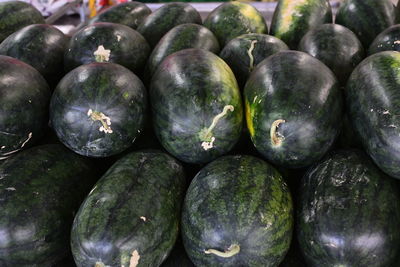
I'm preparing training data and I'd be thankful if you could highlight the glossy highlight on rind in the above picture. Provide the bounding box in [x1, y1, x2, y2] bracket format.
[50, 63, 147, 158]
[244, 50, 342, 168]
[71, 150, 186, 267]
[0, 55, 50, 159]
[204, 1, 268, 47]
[298, 23, 365, 85]
[144, 23, 220, 83]
[0, 24, 68, 85]
[64, 22, 150, 74]
[219, 33, 289, 88]
[89, 1, 151, 29]
[270, 0, 332, 49]
[297, 150, 400, 267]
[346, 51, 400, 179]
[0, 144, 97, 266]
[0, 1, 45, 43]
[181, 155, 293, 266]
[137, 2, 202, 48]
[335, 0, 396, 48]
[150, 48, 243, 164]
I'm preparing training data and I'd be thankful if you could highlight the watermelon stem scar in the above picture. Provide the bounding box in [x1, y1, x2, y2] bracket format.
[199, 105, 234, 150]
[247, 40, 258, 71]
[270, 119, 285, 147]
[87, 109, 113, 134]
[0, 132, 33, 159]
[94, 45, 111, 62]
[204, 244, 240, 258]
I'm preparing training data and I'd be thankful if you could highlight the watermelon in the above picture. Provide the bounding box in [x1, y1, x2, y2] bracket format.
[181, 155, 293, 266]
[0, 56, 50, 160]
[0, 144, 97, 266]
[64, 22, 150, 74]
[298, 23, 365, 84]
[335, 0, 396, 48]
[270, 0, 332, 49]
[244, 51, 342, 168]
[150, 48, 243, 164]
[137, 2, 202, 48]
[144, 23, 220, 83]
[204, 1, 267, 47]
[89, 2, 151, 30]
[369, 24, 400, 55]
[219, 33, 289, 88]
[346, 51, 400, 179]
[0, 1, 44, 43]
[297, 150, 400, 266]
[49, 63, 147, 158]
[0, 24, 68, 87]
[71, 150, 186, 267]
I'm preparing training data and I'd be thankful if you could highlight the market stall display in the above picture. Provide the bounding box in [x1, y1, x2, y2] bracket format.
[1, 0, 400, 266]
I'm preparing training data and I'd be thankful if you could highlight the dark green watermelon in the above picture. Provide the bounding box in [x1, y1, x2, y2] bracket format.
[0, 56, 50, 159]
[181, 155, 293, 266]
[0, 24, 67, 87]
[0, 1, 45, 43]
[219, 33, 289, 88]
[50, 63, 147, 158]
[335, 0, 396, 48]
[244, 51, 342, 168]
[0, 144, 97, 266]
[150, 48, 243, 164]
[89, 2, 151, 29]
[346, 51, 400, 179]
[298, 23, 365, 84]
[144, 23, 220, 83]
[270, 0, 332, 49]
[369, 24, 400, 55]
[71, 150, 186, 267]
[204, 1, 267, 47]
[64, 22, 150, 74]
[297, 150, 400, 266]
[137, 2, 202, 48]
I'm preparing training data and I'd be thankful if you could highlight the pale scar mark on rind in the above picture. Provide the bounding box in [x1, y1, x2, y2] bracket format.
[129, 250, 140, 267]
[0, 132, 33, 159]
[94, 45, 111, 62]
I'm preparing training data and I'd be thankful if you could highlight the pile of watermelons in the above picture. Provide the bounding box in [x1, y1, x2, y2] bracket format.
[1, 0, 400, 266]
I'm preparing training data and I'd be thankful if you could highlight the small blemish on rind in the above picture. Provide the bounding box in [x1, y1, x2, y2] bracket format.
[201, 137, 216, 151]
[5, 187, 16, 191]
[270, 119, 286, 147]
[129, 250, 140, 267]
[94, 45, 111, 62]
